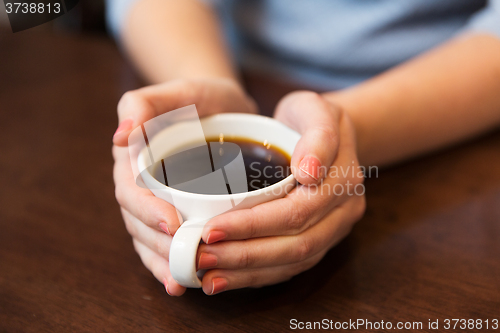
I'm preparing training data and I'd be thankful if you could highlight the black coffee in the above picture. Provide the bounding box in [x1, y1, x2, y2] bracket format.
[152, 136, 291, 194]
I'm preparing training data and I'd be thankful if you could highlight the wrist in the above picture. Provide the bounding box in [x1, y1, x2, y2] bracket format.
[321, 91, 368, 166]
[185, 76, 257, 115]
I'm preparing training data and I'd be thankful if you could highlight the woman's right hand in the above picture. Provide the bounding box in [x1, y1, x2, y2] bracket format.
[112, 78, 257, 146]
[112, 78, 257, 295]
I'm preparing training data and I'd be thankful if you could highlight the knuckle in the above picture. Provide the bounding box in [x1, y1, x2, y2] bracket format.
[352, 165, 365, 186]
[180, 77, 197, 88]
[353, 175, 364, 188]
[287, 203, 310, 233]
[123, 215, 137, 237]
[286, 91, 322, 104]
[154, 233, 168, 258]
[132, 239, 140, 252]
[246, 272, 259, 287]
[148, 254, 162, 274]
[117, 91, 133, 106]
[291, 92, 328, 115]
[297, 252, 325, 273]
[114, 185, 125, 207]
[296, 91, 323, 105]
[136, 196, 159, 227]
[132, 240, 144, 259]
[237, 245, 252, 269]
[314, 124, 338, 145]
[117, 91, 138, 113]
[276, 90, 317, 116]
[111, 145, 118, 160]
[354, 196, 367, 221]
[287, 213, 304, 233]
[281, 90, 307, 101]
[296, 237, 314, 262]
[247, 208, 259, 238]
[176, 79, 199, 104]
[118, 90, 152, 120]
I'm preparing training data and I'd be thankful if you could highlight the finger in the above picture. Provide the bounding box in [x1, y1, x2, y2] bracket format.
[132, 239, 186, 296]
[197, 198, 363, 271]
[114, 145, 183, 235]
[122, 208, 172, 259]
[202, 188, 323, 242]
[200, 249, 328, 295]
[201, 158, 357, 242]
[113, 78, 257, 146]
[274, 91, 342, 185]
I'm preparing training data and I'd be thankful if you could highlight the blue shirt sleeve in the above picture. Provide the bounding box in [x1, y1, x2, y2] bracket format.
[105, 0, 138, 38]
[461, 0, 500, 39]
[105, 0, 220, 39]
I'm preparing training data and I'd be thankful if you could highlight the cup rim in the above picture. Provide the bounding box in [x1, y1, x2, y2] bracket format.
[138, 113, 300, 200]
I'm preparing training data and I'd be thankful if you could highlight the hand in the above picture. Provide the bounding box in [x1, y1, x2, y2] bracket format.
[195, 91, 366, 295]
[113, 78, 257, 296]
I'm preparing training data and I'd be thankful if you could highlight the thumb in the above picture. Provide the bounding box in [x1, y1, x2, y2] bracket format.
[274, 91, 341, 185]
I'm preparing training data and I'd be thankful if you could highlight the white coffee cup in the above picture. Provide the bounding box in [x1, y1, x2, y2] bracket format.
[138, 113, 300, 288]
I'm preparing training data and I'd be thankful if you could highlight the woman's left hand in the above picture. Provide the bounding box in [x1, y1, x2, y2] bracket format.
[196, 91, 367, 295]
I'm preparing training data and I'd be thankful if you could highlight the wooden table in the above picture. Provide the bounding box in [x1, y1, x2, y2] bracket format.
[1, 28, 499, 332]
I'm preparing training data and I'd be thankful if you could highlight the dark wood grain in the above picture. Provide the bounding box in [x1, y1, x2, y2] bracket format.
[1, 28, 499, 333]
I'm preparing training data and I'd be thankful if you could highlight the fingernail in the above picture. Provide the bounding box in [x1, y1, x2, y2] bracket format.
[211, 277, 228, 295]
[206, 231, 226, 244]
[113, 119, 133, 137]
[198, 253, 218, 270]
[163, 278, 172, 296]
[298, 155, 322, 180]
[159, 222, 171, 235]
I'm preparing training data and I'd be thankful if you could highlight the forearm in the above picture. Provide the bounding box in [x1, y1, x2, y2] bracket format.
[323, 34, 500, 167]
[120, 0, 238, 84]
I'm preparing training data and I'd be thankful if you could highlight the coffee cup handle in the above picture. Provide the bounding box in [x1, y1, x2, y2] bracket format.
[169, 218, 210, 288]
